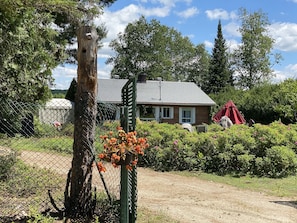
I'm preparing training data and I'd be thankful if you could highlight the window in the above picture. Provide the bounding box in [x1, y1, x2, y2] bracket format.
[161, 107, 173, 119]
[179, 107, 195, 124]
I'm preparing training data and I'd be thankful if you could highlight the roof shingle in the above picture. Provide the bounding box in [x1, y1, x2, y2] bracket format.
[97, 79, 216, 106]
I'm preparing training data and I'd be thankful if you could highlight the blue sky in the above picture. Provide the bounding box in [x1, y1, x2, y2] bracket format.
[52, 0, 297, 89]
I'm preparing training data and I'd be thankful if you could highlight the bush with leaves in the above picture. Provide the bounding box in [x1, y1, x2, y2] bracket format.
[253, 146, 297, 177]
[99, 120, 297, 178]
[0, 147, 16, 180]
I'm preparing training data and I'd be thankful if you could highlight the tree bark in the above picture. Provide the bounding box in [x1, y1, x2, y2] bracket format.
[68, 25, 98, 220]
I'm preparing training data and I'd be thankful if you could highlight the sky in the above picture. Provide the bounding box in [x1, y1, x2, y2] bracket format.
[51, 0, 297, 89]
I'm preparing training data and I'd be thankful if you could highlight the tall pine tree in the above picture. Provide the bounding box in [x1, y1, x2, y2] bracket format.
[206, 20, 233, 94]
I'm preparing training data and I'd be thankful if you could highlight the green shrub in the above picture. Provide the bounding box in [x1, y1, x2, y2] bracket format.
[34, 118, 58, 138]
[0, 147, 16, 180]
[60, 123, 74, 136]
[98, 120, 297, 178]
[254, 146, 297, 178]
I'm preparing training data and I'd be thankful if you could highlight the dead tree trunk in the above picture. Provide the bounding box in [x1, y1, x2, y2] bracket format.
[67, 25, 98, 220]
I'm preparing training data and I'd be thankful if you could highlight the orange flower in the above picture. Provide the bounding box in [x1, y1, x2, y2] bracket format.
[98, 128, 149, 171]
[98, 153, 105, 159]
[100, 135, 108, 140]
[112, 162, 119, 168]
[126, 165, 133, 171]
[111, 153, 121, 163]
[97, 162, 106, 172]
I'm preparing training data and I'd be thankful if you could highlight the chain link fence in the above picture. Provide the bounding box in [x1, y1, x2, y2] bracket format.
[0, 98, 121, 221]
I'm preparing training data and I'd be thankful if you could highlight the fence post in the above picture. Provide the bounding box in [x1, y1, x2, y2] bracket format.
[121, 76, 137, 223]
[120, 106, 129, 223]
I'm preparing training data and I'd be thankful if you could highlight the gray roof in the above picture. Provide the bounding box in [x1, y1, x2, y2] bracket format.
[97, 79, 216, 106]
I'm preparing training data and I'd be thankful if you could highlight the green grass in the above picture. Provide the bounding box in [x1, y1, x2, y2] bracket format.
[176, 171, 297, 198]
[137, 207, 180, 223]
[0, 159, 64, 198]
[1, 136, 74, 154]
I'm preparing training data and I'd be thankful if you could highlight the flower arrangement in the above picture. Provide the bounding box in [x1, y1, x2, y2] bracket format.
[97, 126, 149, 172]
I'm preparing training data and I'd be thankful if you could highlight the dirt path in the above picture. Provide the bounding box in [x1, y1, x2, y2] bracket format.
[20, 151, 297, 223]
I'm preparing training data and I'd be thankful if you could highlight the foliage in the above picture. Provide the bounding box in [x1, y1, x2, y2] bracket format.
[27, 207, 56, 223]
[97, 126, 149, 171]
[239, 83, 278, 124]
[0, 148, 16, 180]
[107, 16, 207, 82]
[0, 159, 63, 198]
[272, 78, 297, 123]
[209, 83, 280, 124]
[0, 7, 56, 103]
[206, 20, 233, 94]
[112, 120, 297, 178]
[254, 146, 297, 178]
[186, 44, 210, 90]
[51, 89, 67, 98]
[231, 8, 282, 89]
[0, 0, 115, 103]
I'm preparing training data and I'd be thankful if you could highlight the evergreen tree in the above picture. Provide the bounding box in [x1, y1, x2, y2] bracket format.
[206, 20, 233, 94]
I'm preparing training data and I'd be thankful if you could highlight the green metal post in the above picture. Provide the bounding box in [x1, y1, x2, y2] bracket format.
[120, 76, 138, 223]
[120, 165, 129, 223]
[120, 106, 129, 223]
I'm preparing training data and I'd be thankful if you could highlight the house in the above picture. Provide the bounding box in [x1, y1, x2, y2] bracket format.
[97, 75, 216, 125]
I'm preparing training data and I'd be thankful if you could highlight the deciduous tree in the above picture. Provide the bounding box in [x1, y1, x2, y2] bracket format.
[0, 0, 114, 103]
[107, 16, 201, 81]
[273, 79, 297, 123]
[231, 8, 282, 89]
[186, 44, 210, 90]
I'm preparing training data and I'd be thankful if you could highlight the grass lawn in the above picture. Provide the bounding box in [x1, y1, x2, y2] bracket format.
[176, 171, 297, 198]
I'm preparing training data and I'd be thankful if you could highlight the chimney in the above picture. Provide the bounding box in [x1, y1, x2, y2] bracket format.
[137, 73, 147, 83]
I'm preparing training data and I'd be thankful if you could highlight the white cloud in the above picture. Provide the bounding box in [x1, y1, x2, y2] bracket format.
[223, 22, 240, 38]
[268, 22, 297, 52]
[225, 39, 240, 52]
[176, 7, 199, 19]
[205, 9, 238, 21]
[51, 65, 77, 89]
[205, 9, 229, 20]
[52, 66, 77, 78]
[273, 64, 297, 83]
[98, 63, 113, 79]
[284, 64, 297, 79]
[204, 40, 213, 49]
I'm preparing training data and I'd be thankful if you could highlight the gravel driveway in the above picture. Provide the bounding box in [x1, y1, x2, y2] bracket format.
[20, 150, 297, 223]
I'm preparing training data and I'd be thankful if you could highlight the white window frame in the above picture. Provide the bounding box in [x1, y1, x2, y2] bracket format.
[161, 107, 174, 119]
[179, 107, 195, 124]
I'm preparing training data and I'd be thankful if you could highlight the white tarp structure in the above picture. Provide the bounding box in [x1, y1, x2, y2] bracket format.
[39, 98, 74, 124]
